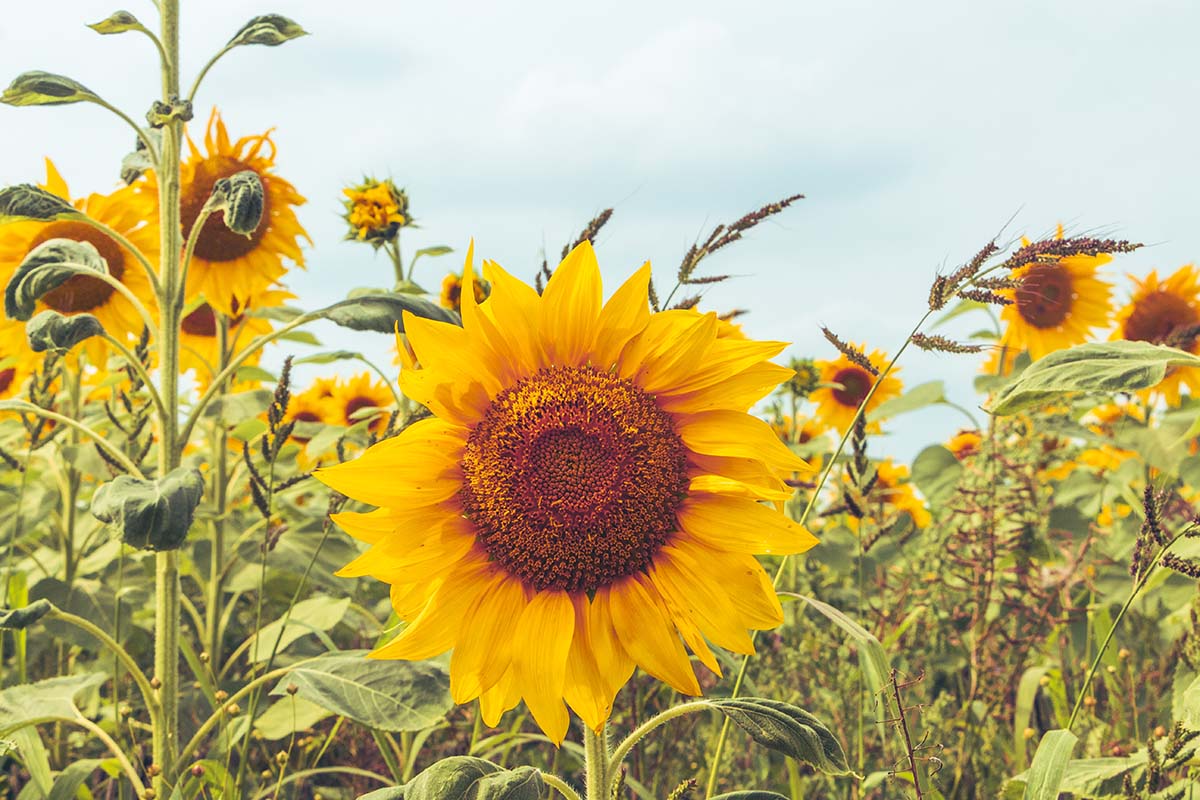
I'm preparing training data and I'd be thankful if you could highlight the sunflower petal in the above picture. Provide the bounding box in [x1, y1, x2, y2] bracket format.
[540, 241, 602, 367]
[607, 577, 700, 696]
[512, 590, 575, 745]
[677, 493, 818, 555]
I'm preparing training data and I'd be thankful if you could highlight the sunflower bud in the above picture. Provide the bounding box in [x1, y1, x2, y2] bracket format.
[342, 177, 409, 247]
[206, 170, 264, 236]
[787, 357, 820, 399]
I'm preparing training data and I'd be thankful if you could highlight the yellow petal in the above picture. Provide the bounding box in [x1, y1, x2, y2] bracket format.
[647, 571, 722, 676]
[635, 313, 719, 395]
[672, 539, 783, 629]
[584, 589, 635, 701]
[42, 157, 70, 199]
[540, 240, 602, 367]
[480, 259, 545, 375]
[479, 665, 522, 727]
[650, 545, 754, 654]
[607, 576, 700, 696]
[659, 362, 796, 414]
[450, 575, 529, 703]
[676, 494, 818, 555]
[591, 261, 652, 368]
[563, 595, 617, 732]
[371, 557, 492, 660]
[512, 590, 575, 744]
[678, 410, 808, 473]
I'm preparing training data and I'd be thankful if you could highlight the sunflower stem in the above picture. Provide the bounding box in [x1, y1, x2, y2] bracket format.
[583, 724, 610, 800]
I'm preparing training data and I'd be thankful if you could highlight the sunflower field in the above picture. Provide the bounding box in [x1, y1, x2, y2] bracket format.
[1, 4, 1199, 800]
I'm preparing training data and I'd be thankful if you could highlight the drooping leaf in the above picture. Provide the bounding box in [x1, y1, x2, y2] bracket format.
[866, 380, 946, 422]
[249, 596, 350, 662]
[46, 758, 105, 800]
[1021, 729, 1078, 800]
[295, 349, 363, 365]
[317, 293, 459, 334]
[789, 594, 889, 700]
[228, 14, 309, 47]
[0, 599, 51, 630]
[25, 310, 104, 353]
[87, 10, 147, 35]
[359, 757, 543, 800]
[91, 467, 205, 551]
[0, 184, 80, 224]
[910, 445, 962, 507]
[120, 131, 160, 185]
[708, 698, 852, 776]
[990, 341, 1200, 415]
[273, 650, 452, 732]
[0, 673, 106, 734]
[5, 238, 108, 321]
[1, 71, 100, 107]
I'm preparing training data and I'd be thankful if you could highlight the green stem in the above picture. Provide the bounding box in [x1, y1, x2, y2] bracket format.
[92, 98, 160, 165]
[100, 333, 167, 426]
[186, 44, 234, 104]
[544, 773, 584, 800]
[0, 401, 142, 476]
[46, 607, 160, 716]
[77, 216, 163, 299]
[608, 700, 711, 791]
[71, 714, 148, 796]
[584, 725, 609, 800]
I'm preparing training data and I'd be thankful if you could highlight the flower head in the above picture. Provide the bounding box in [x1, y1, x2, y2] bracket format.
[329, 372, 394, 434]
[440, 271, 490, 313]
[1112, 265, 1200, 404]
[343, 177, 409, 247]
[810, 346, 901, 433]
[315, 242, 817, 743]
[945, 430, 982, 460]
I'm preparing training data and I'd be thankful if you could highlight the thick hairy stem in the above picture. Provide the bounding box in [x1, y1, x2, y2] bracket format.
[584, 725, 610, 800]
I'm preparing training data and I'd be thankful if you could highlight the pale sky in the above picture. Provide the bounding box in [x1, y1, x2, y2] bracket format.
[3, 0, 1198, 459]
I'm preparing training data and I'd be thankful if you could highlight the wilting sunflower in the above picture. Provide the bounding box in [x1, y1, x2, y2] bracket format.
[845, 459, 931, 530]
[0, 159, 159, 352]
[329, 372, 394, 433]
[997, 227, 1113, 361]
[142, 109, 309, 315]
[1112, 265, 1200, 404]
[178, 290, 289, 387]
[440, 271, 490, 313]
[315, 242, 817, 743]
[945, 429, 982, 460]
[810, 347, 901, 433]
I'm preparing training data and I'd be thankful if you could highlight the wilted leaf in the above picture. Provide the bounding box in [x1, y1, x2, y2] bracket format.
[228, 14, 309, 47]
[87, 10, 147, 35]
[0, 184, 80, 224]
[1, 71, 100, 106]
[26, 311, 104, 353]
[91, 467, 205, 551]
[0, 673, 106, 734]
[272, 650, 452, 732]
[708, 698, 852, 776]
[359, 757, 543, 800]
[0, 599, 51, 630]
[249, 596, 350, 662]
[5, 239, 108, 321]
[317, 293, 459, 334]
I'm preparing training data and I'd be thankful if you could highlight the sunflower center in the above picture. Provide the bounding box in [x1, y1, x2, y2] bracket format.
[0, 368, 14, 396]
[1124, 290, 1199, 349]
[1015, 262, 1074, 329]
[831, 367, 872, 408]
[461, 365, 689, 592]
[343, 396, 384, 430]
[291, 410, 322, 443]
[28, 221, 127, 313]
[181, 303, 217, 337]
[180, 155, 269, 262]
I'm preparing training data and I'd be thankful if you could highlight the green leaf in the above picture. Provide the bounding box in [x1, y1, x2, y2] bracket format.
[228, 14, 309, 47]
[47, 758, 104, 800]
[0, 184, 81, 224]
[201, 388, 271, 420]
[25, 310, 104, 353]
[990, 341, 1200, 415]
[273, 650, 452, 732]
[1013, 666, 1053, 768]
[708, 698, 852, 776]
[866, 380, 946, 422]
[932, 298, 986, 328]
[87, 10, 148, 35]
[910, 445, 962, 507]
[5, 238, 108, 321]
[91, 466, 205, 551]
[295, 349, 363, 365]
[234, 365, 275, 384]
[120, 131, 160, 185]
[30, 578, 140, 647]
[0, 599, 51, 630]
[711, 794, 790, 800]
[0, 673, 106, 734]
[360, 757, 543, 800]
[254, 695, 332, 740]
[1, 71, 100, 107]
[278, 329, 321, 346]
[229, 418, 267, 442]
[1022, 729, 1077, 800]
[249, 596, 350, 662]
[790, 594, 889, 700]
[11, 727, 52, 795]
[317, 293, 459, 334]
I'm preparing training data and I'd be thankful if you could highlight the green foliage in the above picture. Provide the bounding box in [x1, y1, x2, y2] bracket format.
[87, 10, 149, 36]
[90, 466, 205, 550]
[0, 71, 100, 107]
[227, 14, 310, 47]
[0, 598, 51, 629]
[709, 698, 853, 776]
[25, 310, 104, 353]
[317, 292, 460, 333]
[0, 183, 80, 223]
[5, 238, 108, 321]
[1021, 729, 1077, 800]
[0, 674, 105, 733]
[360, 756, 543, 800]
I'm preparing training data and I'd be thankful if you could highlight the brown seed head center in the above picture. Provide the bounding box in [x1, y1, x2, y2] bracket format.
[181, 155, 269, 262]
[831, 366, 872, 407]
[29, 221, 128, 313]
[1015, 262, 1074, 329]
[461, 365, 689, 592]
[1125, 290, 1198, 349]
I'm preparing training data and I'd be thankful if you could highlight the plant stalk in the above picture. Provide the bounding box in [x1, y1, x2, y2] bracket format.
[584, 725, 610, 800]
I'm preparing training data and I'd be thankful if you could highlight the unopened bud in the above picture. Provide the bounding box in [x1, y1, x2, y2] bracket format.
[225, 702, 241, 716]
[150, 676, 162, 690]
[1023, 727, 1035, 740]
[214, 690, 228, 702]
[190, 764, 205, 777]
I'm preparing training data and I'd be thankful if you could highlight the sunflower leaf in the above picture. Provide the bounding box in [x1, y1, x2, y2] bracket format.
[316, 293, 459, 334]
[0, 599, 52, 630]
[0, 673, 106, 735]
[989, 341, 1200, 415]
[87, 10, 148, 36]
[25, 311, 104, 353]
[708, 698, 853, 776]
[1, 71, 100, 107]
[359, 756, 543, 800]
[711, 793, 791, 799]
[0, 184, 81, 224]
[91, 467, 205, 551]
[227, 14, 309, 48]
[5, 239, 108, 322]
[1022, 729, 1078, 800]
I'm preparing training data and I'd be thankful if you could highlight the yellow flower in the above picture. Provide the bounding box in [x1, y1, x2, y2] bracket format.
[315, 242, 817, 743]
[143, 108, 309, 316]
[810, 347, 901, 433]
[997, 226, 1113, 361]
[945, 430, 982, 460]
[1042, 445, 1134, 481]
[0, 315, 39, 399]
[846, 459, 931, 530]
[770, 415, 829, 447]
[343, 178, 409, 246]
[329, 372, 394, 433]
[0, 159, 159, 357]
[179, 290, 290, 387]
[440, 271, 490, 313]
[1112, 265, 1200, 404]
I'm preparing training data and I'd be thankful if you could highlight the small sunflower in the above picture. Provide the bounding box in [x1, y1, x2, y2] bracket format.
[0, 159, 159, 352]
[1112, 265, 1200, 404]
[343, 178, 409, 246]
[315, 242, 816, 743]
[997, 227, 1113, 361]
[329, 372, 394, 433]
[846, 459, 930, 530]
[143, 109, 309, 315]
[440, 271, 490, 313]
[770, 414, 829, 447]
[945, 430, 982, 460]
[178, 290, 290, 387]
[786, 357, 820, 399]
[810, 347, 901, 433]
[0, 316, 39, 399]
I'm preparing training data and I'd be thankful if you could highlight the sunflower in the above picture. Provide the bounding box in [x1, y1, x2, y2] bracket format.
[440, 271, 490, 312]
[343, 178, 409, 246]
[315, 242, 816, 743]
[1112, 265, 1200, 404]
[945, 430, 982, 460]
[143, 109, 309, 315]
[770, 414, 828, 447]
[846, 459, 931, 530]
[0, 159, 159, 354]
[0, 316, 39, 399]
[329, 372, 394, 433]
[997, 227, 1113, 361]
[179, 290, 290, 387]
[810, 347, 901, 433]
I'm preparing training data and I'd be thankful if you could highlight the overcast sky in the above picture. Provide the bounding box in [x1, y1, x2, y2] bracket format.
[2, 0, 1197, 459]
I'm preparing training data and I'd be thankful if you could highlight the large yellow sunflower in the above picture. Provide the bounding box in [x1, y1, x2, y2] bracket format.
[141, 109, 309, 315]
[810, 347, 902, 433]
[329, 372, 394, 434]
[1112, 265, 1200, 404]
[997, 228, 1113, 361]
[179, 290, 289, 387]
[0, 159, 159, 353]
[315, 242, 816, 743]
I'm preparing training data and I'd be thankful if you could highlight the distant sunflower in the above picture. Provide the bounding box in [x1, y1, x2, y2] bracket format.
[945, 430, 982, 460]
[329, 372, 394, 433]
[770, 415, 828, 447]
[0, 159, 159, 351]
[998, 227, 1113, 361]
[342, 177, 409, 246]
[1112, 265, 1200, 404]
[144, 109, 309, 315]
[846, 459, 930, 530]
[0, 316, 38, 399]
[810, 347, 901, 433]
[439, 271, 489, 312]
[178, 290, 289, 386]
[315, 242, 816, 743]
